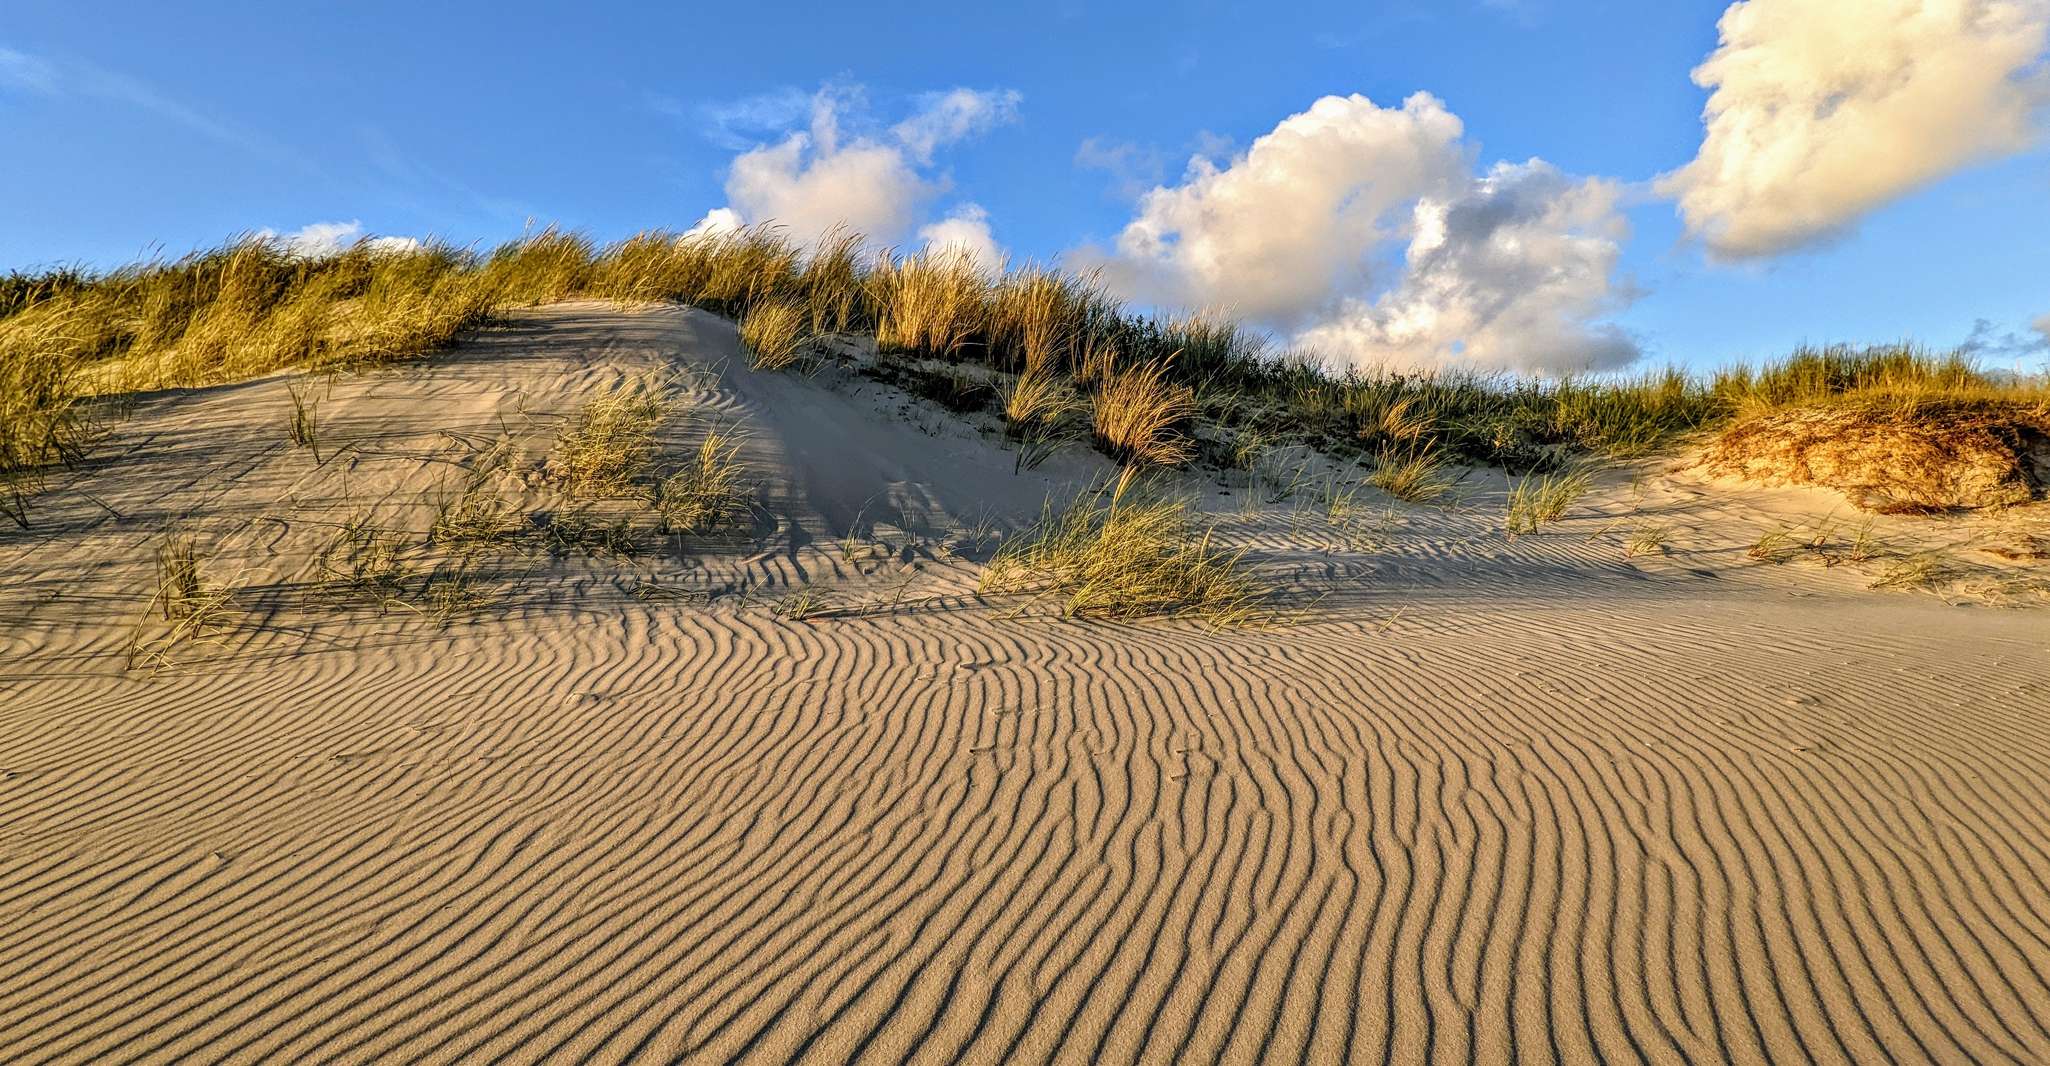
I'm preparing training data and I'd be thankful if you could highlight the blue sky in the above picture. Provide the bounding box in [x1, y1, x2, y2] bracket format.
[3, 0, 2046, 374]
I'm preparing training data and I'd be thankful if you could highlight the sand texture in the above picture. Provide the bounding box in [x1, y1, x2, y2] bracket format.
[3, 304, 2048, 1064]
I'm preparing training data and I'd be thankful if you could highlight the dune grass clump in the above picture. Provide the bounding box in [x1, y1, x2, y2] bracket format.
[797, 229, 868, 335]
[0, 309, 96, 526]
[481, 226, 597, 305]
[739, 300, 811, 371]
[1091, 358, 1196, 467]
[0, 236, 493, 408]
[551, 384, 667, 498]
[654, 429, 749, 534]
[284, 381, 322, 453]
[430, 484, 520, 553]
[1625, 524, 1671, 557]
[869, 249, 988, 360]
[981, 471, 1262, 624]
[129, 532, 241, 667]
[314, 513, 415, 606]
[1505, 467, 1594, 535]
[1368, 445, 1457, 503]
[1710, 343, 2006, 412]
[985, 266, 1107, 372]
[1002, 364, 1083, 471]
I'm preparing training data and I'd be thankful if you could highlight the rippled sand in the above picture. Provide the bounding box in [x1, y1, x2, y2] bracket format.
[5, 304, 2047, 1064]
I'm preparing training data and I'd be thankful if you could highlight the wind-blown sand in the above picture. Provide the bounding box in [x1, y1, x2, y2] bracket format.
[3, 304, 2048, 1063]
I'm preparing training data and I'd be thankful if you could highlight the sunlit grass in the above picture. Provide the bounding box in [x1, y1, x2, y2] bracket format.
[981, 470, 1265, 625]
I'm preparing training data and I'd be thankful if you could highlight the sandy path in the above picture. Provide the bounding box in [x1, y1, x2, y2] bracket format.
[2, 304, 2048, 1064]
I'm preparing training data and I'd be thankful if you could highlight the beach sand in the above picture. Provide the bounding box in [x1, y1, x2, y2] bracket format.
[4, 303, 2047, 1063]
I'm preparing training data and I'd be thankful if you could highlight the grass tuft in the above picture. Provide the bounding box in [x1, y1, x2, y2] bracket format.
[654, 429, 750, 534]
[1091, 358, 1195, 467]
[1505, 468, 1593, 536]
[550, 384, 666, 497]
[130, 532, 240, 667]
[1002, 364, 1083, 471]
[739, 300, 811, 371]
[981, 470, 1264, 625]
[1368, 446, 1456, 504]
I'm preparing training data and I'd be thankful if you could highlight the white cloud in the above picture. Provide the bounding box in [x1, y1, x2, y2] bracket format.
[1299, 162, 1640, 373]
[1085, 93, 1470, 328]
[916, 204, 1005, 271]
[1658, 0, 2050, 259]
[684, 207, 744, 238]
[693, 85, 1020, 248]
[1080, 92, 1640, 373]
[255, 220, 420, 258]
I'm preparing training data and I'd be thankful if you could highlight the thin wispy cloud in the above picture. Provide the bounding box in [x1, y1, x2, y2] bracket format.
[658, 86, 814, 150]
[1, 44, 275, 157]
[1960, 314, 2050, 365]
[1074, 137, 1168, 200]
[0, 46, 59, 94]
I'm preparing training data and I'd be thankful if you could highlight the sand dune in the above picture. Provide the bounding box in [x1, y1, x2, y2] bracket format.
[3, 304, 2048, 1063]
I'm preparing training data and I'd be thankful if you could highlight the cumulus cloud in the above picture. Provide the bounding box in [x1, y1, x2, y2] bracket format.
[255, 220, 420, 258]
[1298, 162, 1640, 373]
[694, 85, 1019, 248]
[1658, 0, 2050, 259]
[1087, 93, 1470, 327]
[916, 203, 1005, 270]
[1080, 92, 1640, 373]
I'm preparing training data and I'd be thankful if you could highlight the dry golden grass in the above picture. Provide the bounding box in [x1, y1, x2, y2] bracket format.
[987, 266, 1101, 373]
[1505, 468, 1593, 535]
[1368, 445, 1456, 503]
[798, 229, 867, 335]
[739, 300, 810, 372]
[482, 226, 596, 305]
[981, 471, 1264, 625]
[1091, 358, 1195, 467]
[129, 532, 241, 668]
[314, 512, 415, 607]
[1704, 397, 2049, 513]
[1625, 524, 1671, 558]
[1002, 365, 1083, 472]
[654, 429, 749, 534]
[430, 484, 520, 554]
[869, 249, 987, 359]
[284, 381, 321, 453]
[550, 384, 667, 498]
[6, 230, 2046, 537]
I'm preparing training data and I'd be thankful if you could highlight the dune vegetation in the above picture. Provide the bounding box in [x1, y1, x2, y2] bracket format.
[3, 226, 2045, 535]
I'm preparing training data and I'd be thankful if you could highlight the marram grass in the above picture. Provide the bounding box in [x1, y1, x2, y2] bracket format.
[3, 225, 2045, 528]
